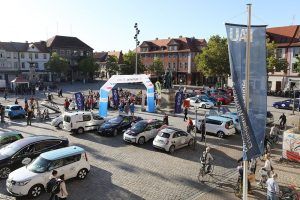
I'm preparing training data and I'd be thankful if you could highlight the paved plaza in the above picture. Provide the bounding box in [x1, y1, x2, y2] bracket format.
[0, 82, 298, 200]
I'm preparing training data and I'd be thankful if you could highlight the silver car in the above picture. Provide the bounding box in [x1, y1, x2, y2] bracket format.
[51, 115, 63, 129]
[153, 127, 194, 154]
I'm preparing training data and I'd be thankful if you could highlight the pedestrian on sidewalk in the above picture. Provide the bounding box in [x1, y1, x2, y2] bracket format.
[264, 154, 274, 177]
[124, 102, 130, 115]
[183, 106, 188, 121]
[186, 117, 193, 133]
[200, 120, 206, 142]
[4, 90, 7, 100]
[279, 113, 286, 129]
[27, 109, 33, 126]
[15, 98, 18, 104]
[163, 113, 169, 125]
[64, 98, 70, 111]
[56, 174, 68, 200]
[249, 158, 257, 175]
[48, 170, 58, 200]
[129, 102, 135, 116]
[266, 173, 280, 200]
[0, 105, 5, 123]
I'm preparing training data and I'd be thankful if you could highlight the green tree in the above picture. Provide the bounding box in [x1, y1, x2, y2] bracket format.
[149, 58, 164, 76]
[120, 50, 145, 74]
[106, 55, 119, 76]
[45, 52, 69, 76]
[266, 39, 288, 72]
[194, 35, 230, 79]
[293, 55, 300, 73]
[78, 57, 98, 80]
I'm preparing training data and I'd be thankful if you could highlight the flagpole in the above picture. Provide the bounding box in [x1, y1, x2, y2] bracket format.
[243, 3, 251, 200]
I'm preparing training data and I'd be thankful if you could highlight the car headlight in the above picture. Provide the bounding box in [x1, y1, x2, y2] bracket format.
[15, 179, 31, 186]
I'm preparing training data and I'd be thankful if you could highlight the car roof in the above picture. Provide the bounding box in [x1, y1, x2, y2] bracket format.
[11, 135, 64, 147]
[207, 115, 232, 122]
[0, 131, 21, 137]
[64, 111, 93, 116]
[161, 127, 182, 133]
[6, 105, 22, 108]
[139, 119, 161, 124]
[41, 146, 84, 161]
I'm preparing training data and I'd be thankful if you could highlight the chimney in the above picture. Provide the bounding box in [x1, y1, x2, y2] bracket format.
[155, 37, 158, 40]
[179, 35, 183, 38]
[168, 37, 170, 39]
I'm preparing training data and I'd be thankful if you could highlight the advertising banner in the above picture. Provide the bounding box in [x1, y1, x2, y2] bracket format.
[112, 89, 119, 107]
[225, 23, 267, 160]
[74, 92, 84, 110]
[174, 91, 184, 114]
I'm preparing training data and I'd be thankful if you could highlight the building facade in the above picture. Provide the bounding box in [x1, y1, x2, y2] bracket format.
[46, 35, 94, 82]
[138, 37, 207, 85]
[93, 50, 123, 79]
[0, 41, 50, 86]
[267, 25, 300, 91]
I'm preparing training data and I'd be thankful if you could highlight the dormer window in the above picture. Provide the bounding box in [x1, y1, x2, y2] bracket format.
[141, 48, 148, 52]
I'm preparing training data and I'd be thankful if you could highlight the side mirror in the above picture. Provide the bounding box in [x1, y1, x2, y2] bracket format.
[22, 157, 32, 165]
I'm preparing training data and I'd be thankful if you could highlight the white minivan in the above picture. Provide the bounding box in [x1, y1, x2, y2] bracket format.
[6, 146, 90, 198]
[194, 116, 236, 138]
[63, 111, 105, 134]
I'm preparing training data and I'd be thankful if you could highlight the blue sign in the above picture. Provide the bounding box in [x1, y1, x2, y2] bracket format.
[225, 23, 267, 160]
[74, 92, 84, 110]
[174, 91, 183, 114]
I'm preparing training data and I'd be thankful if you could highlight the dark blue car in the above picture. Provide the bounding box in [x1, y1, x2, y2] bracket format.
[272, 99, 300, 110]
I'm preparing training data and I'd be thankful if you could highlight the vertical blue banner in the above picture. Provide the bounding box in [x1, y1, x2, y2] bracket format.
[74, 92, 84, 110]
[225, 23, 267, 160]
[99, 89, 109, 117]
[147, 87, 155, 112]
[174, 91, 183, 114]
[112, 89, 119, 107]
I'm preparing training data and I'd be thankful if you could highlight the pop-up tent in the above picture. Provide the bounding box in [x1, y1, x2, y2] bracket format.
[11, 77, 29, 90]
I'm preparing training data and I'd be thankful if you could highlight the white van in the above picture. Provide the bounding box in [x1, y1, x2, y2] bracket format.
[194, 116, 236, 138]
[6, 146, 90, 198]
[63, 111, 105, 134]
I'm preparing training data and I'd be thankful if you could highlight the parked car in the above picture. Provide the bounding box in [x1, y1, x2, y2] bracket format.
[51, 115, 64, 129]
[123, 119, 165, 144]
[63, 111, 105, 134]
[5, 105, 26, 119]
[197, 95, 217, 106]
[0, 131, 23, 147]
[193, 116, 235, 138]
[153, 127, 194, 154]
[186, 97, 214, 109]
[272, 99, 300, 110]
[214, 95, 231, 105]
[6, 146, 90, 198]
[220, 114, 241, 133]
[0, 135, 69, 179]
[98, 115, 143, 136]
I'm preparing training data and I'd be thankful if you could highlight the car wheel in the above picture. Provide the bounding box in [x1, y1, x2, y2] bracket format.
[188, 139, 194, 146]
[77, 127, 84, 134]
[77, 168, 88, 180]
[0, 167, 10, 179]
[201, 104, 206, 109]
[113, 129, 118, 136]
[138, 136, 145, 145]
[8, 114, 13, 119]
[169, 145, 175, 154]
[217, 131, 225, 138]
[275, 105, 279, 109]
[28, 184, 43, 198]
[58, 122, 63, 129]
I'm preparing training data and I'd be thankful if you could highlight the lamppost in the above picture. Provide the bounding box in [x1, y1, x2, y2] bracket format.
[134, 23, 140, 74]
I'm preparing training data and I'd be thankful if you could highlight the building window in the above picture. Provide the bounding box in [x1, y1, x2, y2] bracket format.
[292, 63, 298, 73]
[53, 49, 57, 53]
[29, 53, 32, 59]
[161, 54, 164, 58]
[185, 62, 188, 69]
[173, 54, 176, 58]
[14, 53, 17, 58]
[35, 63, 39, 69]
[173, 63, 176, 68]
[43, 54, 47, 59]
[0, 53, 2, 58]
[80, 51, 83, 56]
[6, 52, 11, 58]
[66, 50, 71, 56]
[21, 62, 25, 69]
[168, 63, 171, 68]
[14, 62, 18, 69]
[21, 53, 24, 59]
[276, 49, 284, 58]
[168, 54, 171, 58]
[60, 50, 65, 56]
[35, 53, 38, 59]
[180, 63, 182, 68]
[293, 47, 300, 57]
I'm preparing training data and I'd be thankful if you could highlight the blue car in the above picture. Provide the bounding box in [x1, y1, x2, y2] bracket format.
[5, 105, 26, 119]
[272, 99, 300, 110]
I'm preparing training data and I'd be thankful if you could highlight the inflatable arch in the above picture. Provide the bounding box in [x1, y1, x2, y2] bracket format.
[99, 74, 155, 117]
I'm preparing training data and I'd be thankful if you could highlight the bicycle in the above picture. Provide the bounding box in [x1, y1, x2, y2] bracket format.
[197, 162, 214, 182]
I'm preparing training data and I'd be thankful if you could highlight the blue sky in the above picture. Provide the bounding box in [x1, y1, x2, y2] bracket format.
[1, 0, 299, 52]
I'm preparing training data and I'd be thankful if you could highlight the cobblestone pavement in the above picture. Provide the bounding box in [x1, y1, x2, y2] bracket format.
[0, 83, 298, 200]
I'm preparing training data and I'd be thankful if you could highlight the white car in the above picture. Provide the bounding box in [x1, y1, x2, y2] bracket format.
[187, 97, 214, 109]
[194, 116, 235, 138]
[123, 119, 165, 144]
[153, 127, 194, 154]
[6, 146, 90, 198]
[51, 115, 64, 129]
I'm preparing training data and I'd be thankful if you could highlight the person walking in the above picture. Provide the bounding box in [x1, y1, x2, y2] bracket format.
[187, 117, 193, 133]
[264, 154, 273, 177]
[279, 113, 286, 129]
[200, 120, 206, 142]
[183, 106, 188, 121]
[124, 102, 130, 115]
[56, 174, 68, 200]
[266, 173, 280, 200]
[15, 98, 18, 104]
[48, 170, 58, 200]
[163, 113, 169, 125]
[0, 105, 5, 123]
[129, 102, 135, 116]
[4, 90, 7, 100]
[249, 158, 257, 175]
[27, 109, 33, 126]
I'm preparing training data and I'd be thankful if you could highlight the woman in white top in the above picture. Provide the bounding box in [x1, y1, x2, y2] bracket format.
[264, 153, 273, 177]
[56, 174, 68, 200]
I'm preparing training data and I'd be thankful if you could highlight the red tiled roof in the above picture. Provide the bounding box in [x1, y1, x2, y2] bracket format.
[267, 25, 300, 47]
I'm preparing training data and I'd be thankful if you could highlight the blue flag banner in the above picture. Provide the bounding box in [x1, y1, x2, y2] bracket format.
[75, 92, 84, 110]
[225, 23, 267, 160]
[174, 91, 183, 114]
[112, 89, 119, 107]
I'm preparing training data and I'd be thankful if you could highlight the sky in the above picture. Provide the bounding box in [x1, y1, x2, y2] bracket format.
[0, 0, 299, 52]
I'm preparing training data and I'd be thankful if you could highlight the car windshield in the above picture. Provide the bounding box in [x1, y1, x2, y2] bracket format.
[0, 141, 23, 156]
[28, 157, 51, 173]
[131, 121, 147, 132]
[158, 131, 170, 138]
[11, 106, 22, 111]
[108, 116, 123, 124]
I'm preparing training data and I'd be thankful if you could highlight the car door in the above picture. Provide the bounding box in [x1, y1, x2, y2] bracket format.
[92, 115, 105, 130]
[47, 159, 65, 178]
[205, 119, 213, 133]
[61, 155, 82, 179]
[82, 114, 93, 131]
[170, 132, 180, 149]
[178, 131, 189, 147]
[11, 144, 36, 169]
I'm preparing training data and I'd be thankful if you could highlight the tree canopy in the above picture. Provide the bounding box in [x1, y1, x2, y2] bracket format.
[120, 50, 145, 74]
[293, 55, 300, 73]
[78, 57, 98, 76]
[106, 55, 119, 76]
[149, 58, 164, 76]
[266, 39, 289, 72]
[45, 52, 69, 75]
[194, 35, 230, 77]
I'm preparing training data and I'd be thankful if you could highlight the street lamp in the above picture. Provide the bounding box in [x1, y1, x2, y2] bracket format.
[134, 23, 140, 74]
